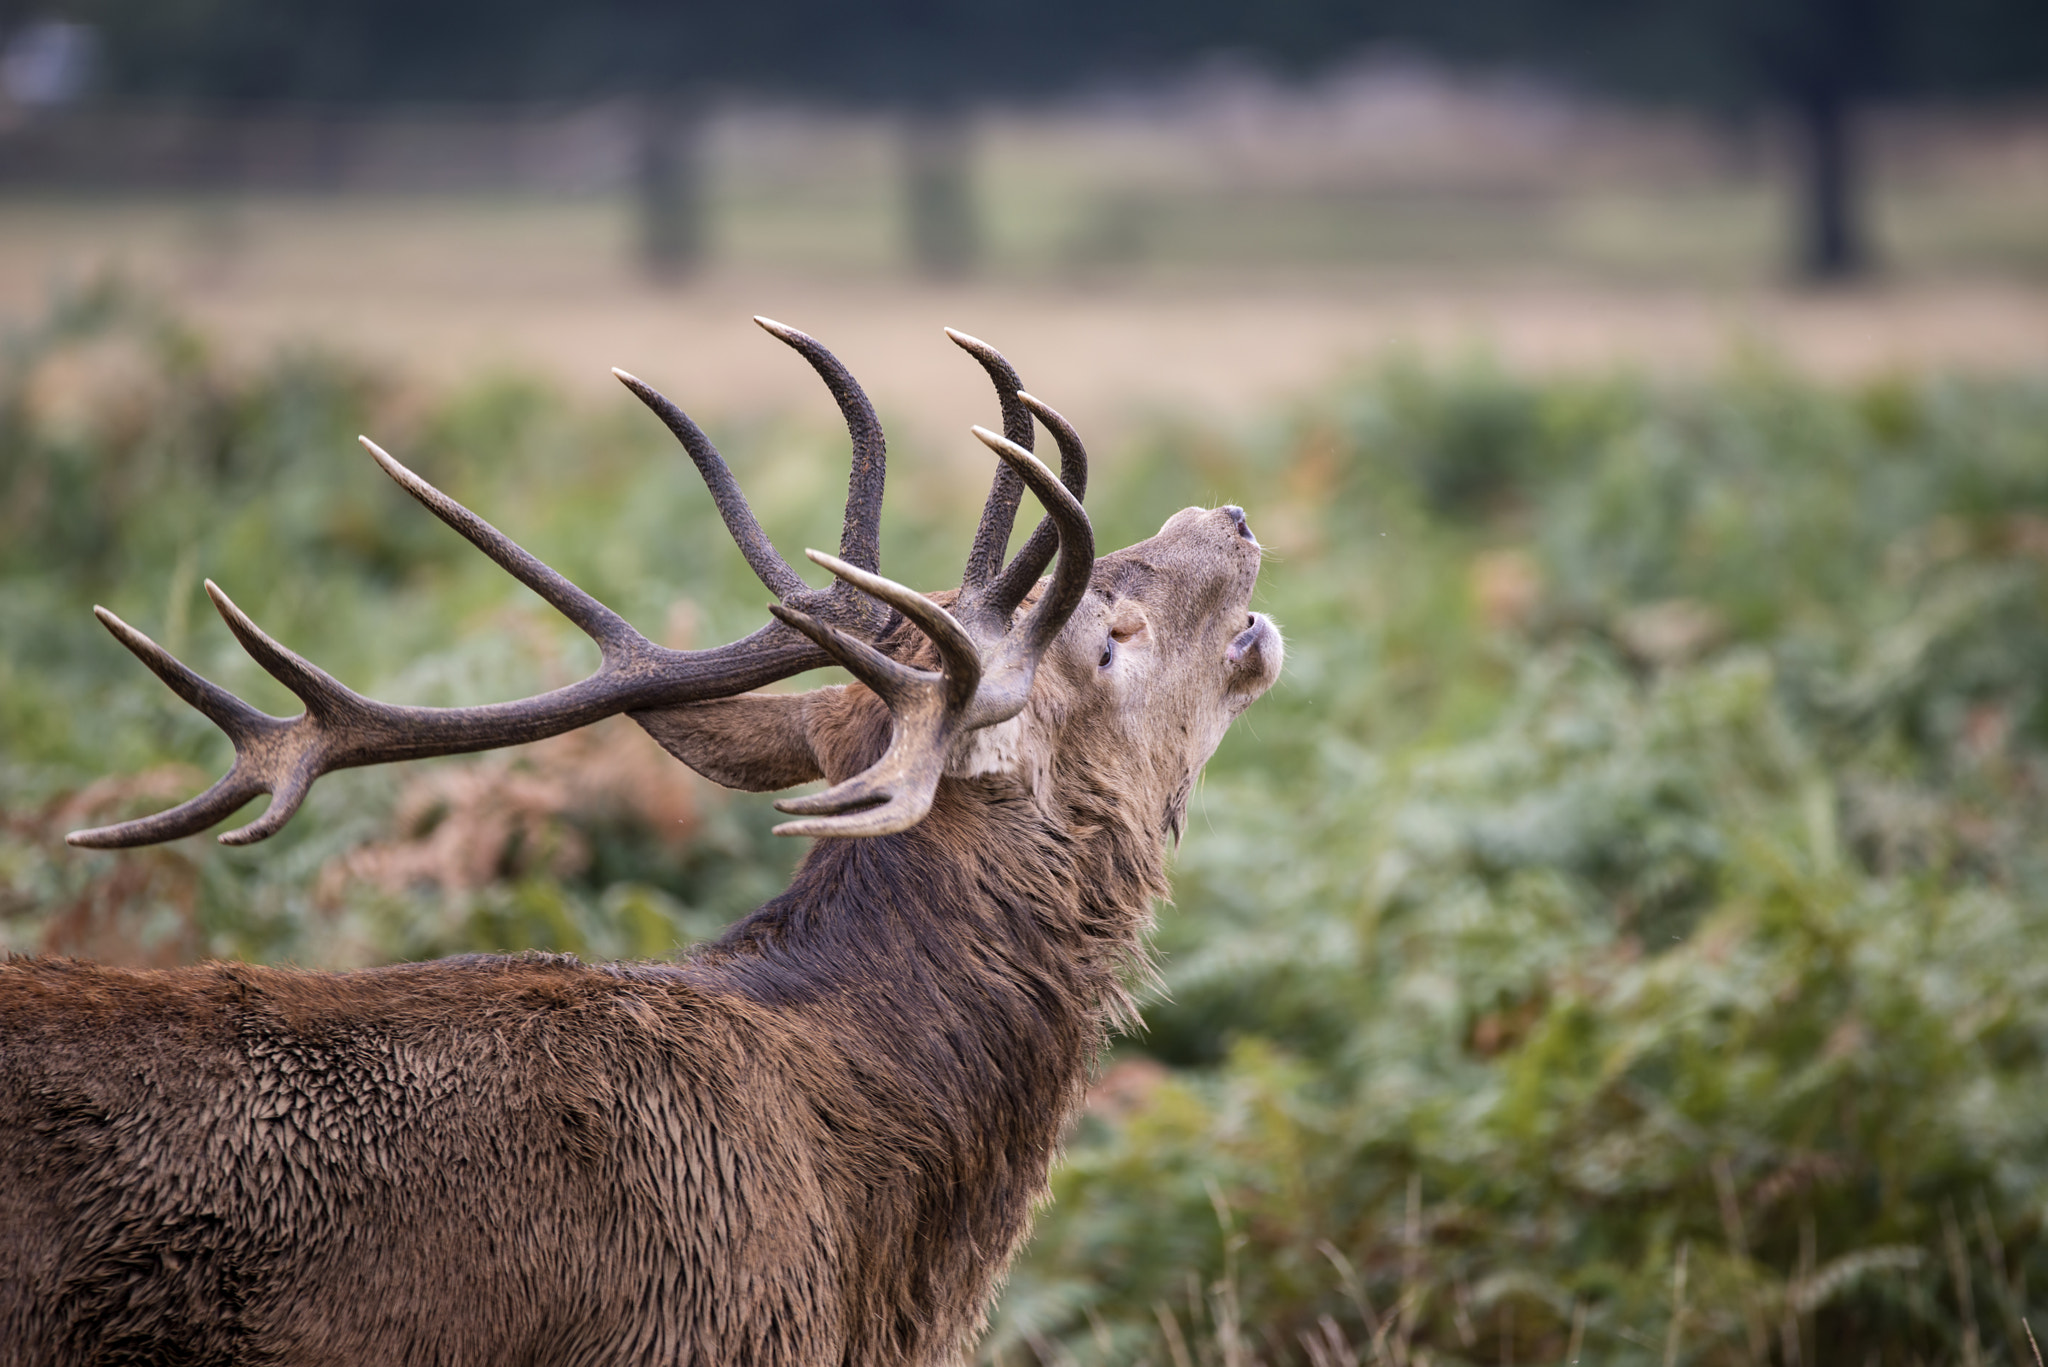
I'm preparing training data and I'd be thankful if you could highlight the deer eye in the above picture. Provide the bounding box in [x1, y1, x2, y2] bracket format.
[1099, 640, 1115, 669]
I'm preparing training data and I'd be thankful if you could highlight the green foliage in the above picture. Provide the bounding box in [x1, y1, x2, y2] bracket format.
[7, 287, 2048, 1363]
[996, 358, 2048, 1365]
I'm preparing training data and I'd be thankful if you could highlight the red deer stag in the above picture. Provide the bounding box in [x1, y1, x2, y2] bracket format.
[1, 320, 1283, 1367]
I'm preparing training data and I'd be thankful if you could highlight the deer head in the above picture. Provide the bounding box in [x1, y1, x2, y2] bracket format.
[65, 321, 1279, 864]
[1029, 502, 1281, 843]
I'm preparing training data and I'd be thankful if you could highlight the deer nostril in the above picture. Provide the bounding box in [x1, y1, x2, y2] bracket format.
[1222, 505, 1255, 541]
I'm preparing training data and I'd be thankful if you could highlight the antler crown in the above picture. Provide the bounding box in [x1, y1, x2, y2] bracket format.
[69, 321, 1092, 848]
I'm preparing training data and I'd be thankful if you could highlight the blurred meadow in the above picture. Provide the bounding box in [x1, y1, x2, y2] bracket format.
[6, 11, 2048, 1365]
[0, 85, 2042, 453]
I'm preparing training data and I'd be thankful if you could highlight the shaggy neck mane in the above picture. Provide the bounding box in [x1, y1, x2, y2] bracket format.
[700, 763, 1167, 1098]
[678, 754, 1171, 1358]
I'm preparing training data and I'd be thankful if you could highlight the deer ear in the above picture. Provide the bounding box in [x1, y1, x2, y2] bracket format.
[630, 693, 826, 793]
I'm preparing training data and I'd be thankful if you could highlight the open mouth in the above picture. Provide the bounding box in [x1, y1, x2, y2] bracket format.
[1226, 614, 1269, 666]
[1223, 612, 1283, 707]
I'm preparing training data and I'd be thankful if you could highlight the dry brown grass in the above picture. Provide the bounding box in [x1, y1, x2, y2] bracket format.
[0, 193, 2042, 466]
[316, 717, 701, 910]
[8, 768, 209, 966]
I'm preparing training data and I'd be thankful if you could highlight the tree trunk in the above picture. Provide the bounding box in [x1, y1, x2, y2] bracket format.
[1789, 80, 1868, 282]
[902, 107, 976, 279]
[636, 95, 706, 282]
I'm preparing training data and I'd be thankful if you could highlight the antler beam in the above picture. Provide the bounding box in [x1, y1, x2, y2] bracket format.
[69, 322, 1090, 850]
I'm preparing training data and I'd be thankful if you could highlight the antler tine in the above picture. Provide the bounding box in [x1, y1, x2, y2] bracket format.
[610, 372, 808, 603]
[66, 607, 287, 848]
[982, 392, 1089, 621]
[768, 602, 926, 701]
[768, 585, 973, 832]
[87, 604, 274, 739]
[947, 327, 1034, 595]
[755, 317, 887, 582]
[967, 426, 1095, 727]
[218, 756, 319, 846]
[767, 543, 988, 829]
[772, 782, 933, 840]
[362, 437, 647, 660]
[203, 581, 354, 716]
[68, 770, 272, 849]
[997, 401, 1093, 650]
[73, 585, 387, 847]
[795, 550, 981, 711]
[768, 556, 981, 835]
[767, 592, 954, 833]
[970, 428, 1093, 641]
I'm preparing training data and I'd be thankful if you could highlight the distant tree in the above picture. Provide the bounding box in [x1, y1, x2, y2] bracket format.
[48, 0, 2048, 281]
[1277, 0, 2048, 281]
[1557, 0, 2048, 280]
[1032, 0, 2048, 280]
[68, 0, 784, 277]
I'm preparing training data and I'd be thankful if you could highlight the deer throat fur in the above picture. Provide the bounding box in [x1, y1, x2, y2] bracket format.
[695, 773, 1170, 1364]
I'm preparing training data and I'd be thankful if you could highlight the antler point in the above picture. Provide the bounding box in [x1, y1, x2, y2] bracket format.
[90, 604, 145, 648]
[202, 580, 259, 636]
[972, 426, 1038, 465]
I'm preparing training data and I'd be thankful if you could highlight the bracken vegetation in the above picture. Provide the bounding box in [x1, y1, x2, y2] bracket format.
[5, 280, 2048, 1364]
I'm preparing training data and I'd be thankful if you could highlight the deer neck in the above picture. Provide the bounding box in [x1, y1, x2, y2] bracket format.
[705, 771, 1167, 1059]
[682, 779, 1167, 1359]
[694, 762, 1172, 1143]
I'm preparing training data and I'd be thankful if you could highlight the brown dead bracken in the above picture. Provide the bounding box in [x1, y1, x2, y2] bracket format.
[0, 320, 1284, 1367]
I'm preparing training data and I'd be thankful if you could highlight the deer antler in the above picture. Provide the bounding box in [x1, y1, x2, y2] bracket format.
[945, 328, 1089, 638]
[767, 411, 1094, 838]
[69, 319, 1044, 850]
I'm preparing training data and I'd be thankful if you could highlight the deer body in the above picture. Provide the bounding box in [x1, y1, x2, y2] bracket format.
[3, 325, 1281, 1365]
[0, 717, 1166, 1366]
[1, 820, 1143, 1364]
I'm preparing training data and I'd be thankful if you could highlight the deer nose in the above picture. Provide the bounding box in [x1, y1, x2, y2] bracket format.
[1222, 506, 1256, 542]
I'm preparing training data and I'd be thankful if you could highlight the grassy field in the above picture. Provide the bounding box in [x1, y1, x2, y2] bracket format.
[0, 193, 2043, 476]
[6, 280, 2048, 1362]
[0, 97, 2044, 461]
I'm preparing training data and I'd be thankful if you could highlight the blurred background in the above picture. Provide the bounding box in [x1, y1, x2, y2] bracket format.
[3, 1, 2048, 1362]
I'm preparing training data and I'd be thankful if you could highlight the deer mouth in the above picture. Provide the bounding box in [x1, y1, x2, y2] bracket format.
[1225, 613, 1282, 700]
